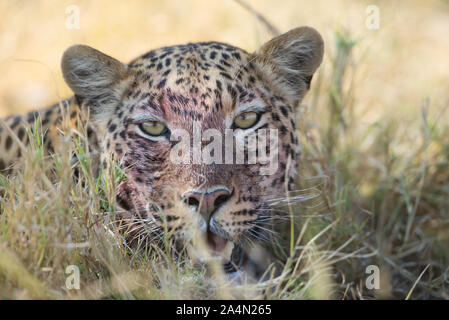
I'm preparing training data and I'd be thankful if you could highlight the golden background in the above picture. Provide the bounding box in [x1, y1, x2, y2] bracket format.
[0, 0, 448, 121]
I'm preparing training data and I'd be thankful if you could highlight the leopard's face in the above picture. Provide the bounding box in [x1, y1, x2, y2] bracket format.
[62, 27, 324, 263]
[107, 43, 297, 252]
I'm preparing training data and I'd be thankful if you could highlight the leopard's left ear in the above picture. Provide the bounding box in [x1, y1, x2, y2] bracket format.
[61, 44, 128, 105]
[255, 26, 324, 103]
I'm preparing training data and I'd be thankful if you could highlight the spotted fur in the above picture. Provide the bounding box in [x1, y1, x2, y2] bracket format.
[0, 27, 324, 275]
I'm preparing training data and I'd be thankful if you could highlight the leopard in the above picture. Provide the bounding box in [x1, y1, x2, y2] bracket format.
[0, 27, 324, 279]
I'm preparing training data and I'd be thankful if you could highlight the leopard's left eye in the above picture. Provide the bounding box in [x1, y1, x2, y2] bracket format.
[139, 121, 168, 136]
[233, 111, 260, 129]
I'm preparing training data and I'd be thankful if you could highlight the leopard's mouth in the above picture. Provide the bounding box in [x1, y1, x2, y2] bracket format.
[205, 229, 246, 273]
[187, 228, 245, 273]
[206, 228, 229, 254]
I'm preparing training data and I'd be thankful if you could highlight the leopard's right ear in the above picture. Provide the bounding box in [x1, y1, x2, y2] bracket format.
[254, 27, 324, 104]
[61, 45, 128, 102]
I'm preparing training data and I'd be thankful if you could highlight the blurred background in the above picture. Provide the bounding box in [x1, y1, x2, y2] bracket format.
[0, 0, 448, 299]
[0, 0, 448, 119]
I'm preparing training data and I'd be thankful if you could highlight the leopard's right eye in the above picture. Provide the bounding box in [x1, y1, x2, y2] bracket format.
[233, 111, 260, 129]
[139, 121, 168, 136]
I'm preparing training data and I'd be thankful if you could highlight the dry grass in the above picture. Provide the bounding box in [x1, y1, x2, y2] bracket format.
[0, 0, 448, 299]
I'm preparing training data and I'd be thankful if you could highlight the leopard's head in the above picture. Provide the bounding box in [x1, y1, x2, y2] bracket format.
[61, 27, 324, 267]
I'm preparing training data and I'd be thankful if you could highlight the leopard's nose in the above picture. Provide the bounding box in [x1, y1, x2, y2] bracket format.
[183, 187, 232, 222]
